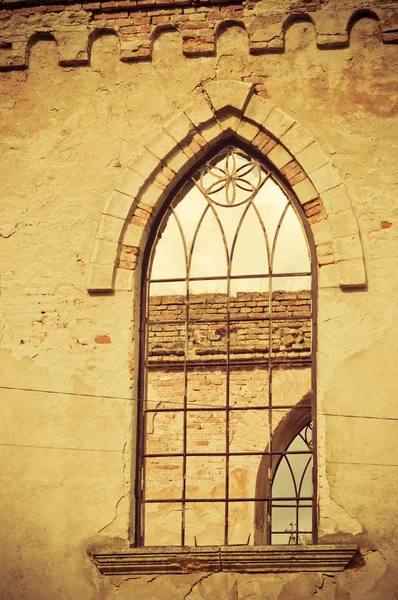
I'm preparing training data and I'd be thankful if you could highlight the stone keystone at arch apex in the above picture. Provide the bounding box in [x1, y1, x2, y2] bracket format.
[87, 80, 366, 294]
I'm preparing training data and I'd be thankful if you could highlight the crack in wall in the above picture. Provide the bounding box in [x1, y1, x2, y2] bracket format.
[98, 421, 131, 536]
[97, 493, 126, 535]
[329, 494, 361, 527]
[183, 572, 216, 600]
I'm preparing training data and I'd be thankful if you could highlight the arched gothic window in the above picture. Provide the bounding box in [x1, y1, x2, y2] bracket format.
[136, 144, 317, 547]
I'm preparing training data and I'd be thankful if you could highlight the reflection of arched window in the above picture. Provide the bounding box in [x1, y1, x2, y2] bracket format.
[272, 421, 313, 544]
[254, 396, 312, 546]
[136, 144, 316, 547]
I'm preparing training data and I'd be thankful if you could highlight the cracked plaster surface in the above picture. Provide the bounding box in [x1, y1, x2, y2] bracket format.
[0, 15, 397, 600]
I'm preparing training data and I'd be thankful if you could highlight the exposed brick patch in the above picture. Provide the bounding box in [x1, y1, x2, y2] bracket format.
[304, 198, 326, 224]
[95, 335, 112, 343]
[381, 220, 392, 229]
[253, 131, 277, 154]
[118, 245, 140, 270]
[281, 160, 306, 186]
[131, 215, 149, 228]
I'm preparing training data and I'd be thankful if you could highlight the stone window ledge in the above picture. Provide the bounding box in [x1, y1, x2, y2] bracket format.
[91, 544, 358, 575]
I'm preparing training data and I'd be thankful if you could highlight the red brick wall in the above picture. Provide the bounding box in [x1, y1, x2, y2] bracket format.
[148, 290, 312, 362]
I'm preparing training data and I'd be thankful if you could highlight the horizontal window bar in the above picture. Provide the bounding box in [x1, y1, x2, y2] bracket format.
[271, 504, 312, 509]
[271, 530, 313, 535]
[142, 496, 313, 503]
[143, 405, 312, 413]
[147, 314, 313, 326]
[147, 358, 312, 369]
[149, 272, 312, 284]
[143, 450, 313, 458]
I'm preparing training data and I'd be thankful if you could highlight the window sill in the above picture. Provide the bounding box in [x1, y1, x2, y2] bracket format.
[91, 544, 358, 575]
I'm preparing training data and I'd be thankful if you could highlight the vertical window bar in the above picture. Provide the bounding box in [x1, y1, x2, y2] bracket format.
[174, 205, 190, 548]
[311, 264, 318, 544]
[181, 306, 188, 546]
[267, 365, 273, 544]
[225, 257, 231, 545]
[137, 254, 152, 546]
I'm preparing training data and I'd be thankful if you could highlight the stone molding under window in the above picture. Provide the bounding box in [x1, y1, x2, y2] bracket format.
[91, 544, 358, 575]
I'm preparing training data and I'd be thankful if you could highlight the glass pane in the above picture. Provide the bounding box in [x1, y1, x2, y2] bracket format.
[186, 366, 226, 409]
[188, 322, 227, 361]
[146, 369, 185, 411]
[272, 205, 310, 274]
[151, 212, 187, 280]
[229, 454, 264, 499]
[230, 276, 270, 296]
[230, 290, 270, 320]
[289, 453, 313, 497]
[173, 185, 208, 253]
[148, 283, 186, 322]
[271, 321, 312, 362]
[145, 410, 184, 455]
[186, 411, 226, 454]
[272, 456, 296, 499]
[189, 206, 228, 278]
[253, 177, 288, 249]
[271, 367, 312, 408]
[185, 456, 226, 499]
[286, 454, 310, 496]
[271, 417, 313, 515]
[228, 501, 258, 545]
[272, 275, 311, 293]
[147, 323, 185, 363]
[230, 319, 269, 360]
[231, 204, 269, 276]
[271, 289, 311, 316]
[145, 457, 183, 500]
[271, 532, 291, 545]
[271, 504, 297, 534]
[199, 148, 264, 207]
[189, 279, 227, 321]
[271, 502, 313, 543]
[287, 429, 310, 452]
[298, 507, 313, 541]
[185, 501, 225, 546]
[299, 422, 313, 451]
[229, 366, 269, 408]
[211, 201, 248, 256]
[144, 502, 182, 546]
[229, 409, 269, 453]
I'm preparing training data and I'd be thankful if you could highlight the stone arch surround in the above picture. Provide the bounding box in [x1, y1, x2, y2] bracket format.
[86, 80, 366, 293]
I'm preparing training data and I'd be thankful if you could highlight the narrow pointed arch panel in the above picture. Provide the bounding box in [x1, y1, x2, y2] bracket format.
[137, 144, 317, 548]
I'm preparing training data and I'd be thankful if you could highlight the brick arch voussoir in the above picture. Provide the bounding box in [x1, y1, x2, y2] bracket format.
[87, 80, 366, 293]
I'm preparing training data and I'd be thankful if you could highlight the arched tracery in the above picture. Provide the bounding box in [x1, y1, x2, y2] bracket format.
[87, 81, 366, 295]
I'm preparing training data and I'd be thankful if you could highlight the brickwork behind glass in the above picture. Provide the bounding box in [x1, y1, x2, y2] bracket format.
[148, 291, 312, 362]
[142, 291, 313, 546]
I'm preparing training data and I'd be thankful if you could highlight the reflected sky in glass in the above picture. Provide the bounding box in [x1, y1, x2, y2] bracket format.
[150, 149, 311, 295]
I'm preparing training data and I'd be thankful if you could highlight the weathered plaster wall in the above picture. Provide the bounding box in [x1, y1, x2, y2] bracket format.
[0, 4, 397, 599]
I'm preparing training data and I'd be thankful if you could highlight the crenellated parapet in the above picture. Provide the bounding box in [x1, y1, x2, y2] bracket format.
[0, 1, 396, 69]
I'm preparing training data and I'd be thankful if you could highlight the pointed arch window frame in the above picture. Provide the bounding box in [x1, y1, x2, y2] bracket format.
[135, 140, 319, 549]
